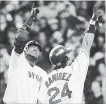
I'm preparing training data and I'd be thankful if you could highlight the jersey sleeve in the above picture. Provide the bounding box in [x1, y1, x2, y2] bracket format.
[14, 26, 30, 54]
[8, 49, 21, 78]
[9, 48, 21, 67]
[72, 48, 89, 81]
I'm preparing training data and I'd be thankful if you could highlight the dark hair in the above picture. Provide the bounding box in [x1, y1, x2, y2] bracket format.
[54, 55, 68, 70]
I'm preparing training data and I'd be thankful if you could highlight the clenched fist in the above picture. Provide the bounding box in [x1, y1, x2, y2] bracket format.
[30, 3, 39, 20]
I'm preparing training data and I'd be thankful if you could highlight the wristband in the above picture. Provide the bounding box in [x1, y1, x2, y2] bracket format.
[23, 24, 31, 32]
[87, 19, 97, 34]
[89, 19, 96, 25]
[87, 24, 96, 34]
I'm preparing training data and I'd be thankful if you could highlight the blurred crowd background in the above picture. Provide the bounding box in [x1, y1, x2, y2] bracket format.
[0, 1, 105, 104]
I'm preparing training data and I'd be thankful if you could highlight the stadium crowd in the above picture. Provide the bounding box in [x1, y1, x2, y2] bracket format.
[0, 1, 105, 104]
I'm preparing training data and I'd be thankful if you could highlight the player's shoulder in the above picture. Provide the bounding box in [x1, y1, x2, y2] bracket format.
[11, 48, 24, 57]
[11, 48, 20, 56]
[34, 65, 47, 75]
[33, 64, 41, 69]
[64, 65, 73, 73]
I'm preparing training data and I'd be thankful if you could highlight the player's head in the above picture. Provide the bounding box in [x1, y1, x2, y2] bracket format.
[24, 40, 42, 63]
[49, 45, 72, 69]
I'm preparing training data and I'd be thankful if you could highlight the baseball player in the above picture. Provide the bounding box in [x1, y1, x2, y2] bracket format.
[38, 5, 103, 104]
[3, 3, 47, 104]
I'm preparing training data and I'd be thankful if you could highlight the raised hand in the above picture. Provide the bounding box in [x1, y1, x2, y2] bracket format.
[92, 4, 103, 21]
[30, 3, 39, 20]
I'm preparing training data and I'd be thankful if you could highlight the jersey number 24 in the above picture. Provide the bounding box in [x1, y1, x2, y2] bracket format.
[47, 82, 72, 104]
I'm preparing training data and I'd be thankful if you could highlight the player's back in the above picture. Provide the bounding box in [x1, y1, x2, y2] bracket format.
[39, 49, 89, 104]
[39, 66, 83, 104]
[46, 66, 73, 104]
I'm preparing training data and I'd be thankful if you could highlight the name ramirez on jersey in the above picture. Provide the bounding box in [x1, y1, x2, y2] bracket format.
[45, 72, 71, 88]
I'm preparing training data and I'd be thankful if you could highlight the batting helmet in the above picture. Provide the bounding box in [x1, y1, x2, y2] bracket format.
[24, 40, 42, 52]
[49, 45, 72, 67]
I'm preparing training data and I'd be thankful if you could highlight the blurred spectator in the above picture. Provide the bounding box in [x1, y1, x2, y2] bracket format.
[38, 31, 47, 46]
[49, 31, 64, 48]
[48, 18, 59, 31]
[0, 13, 7, 31]
[90, 81, 105, 104]
[91, 35, 105, 57]
[0, 44, 10, 81]
[3, 25, 17, 55]
[14, 12, 23, 28]
[77, 1, 90, 19]
[65, 1, 77, 16]
[59, 18, 70, 42]
[39, 1, 58, 19]
[65, 31, 81, 50]
[96, 58, 106, 103]
[39, 16, 51, 39]
[0, 44, 10, 104]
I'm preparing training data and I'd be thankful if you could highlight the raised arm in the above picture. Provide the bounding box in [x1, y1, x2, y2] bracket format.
[81, 5, 103, 55]
[14, 3, 39, 54]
